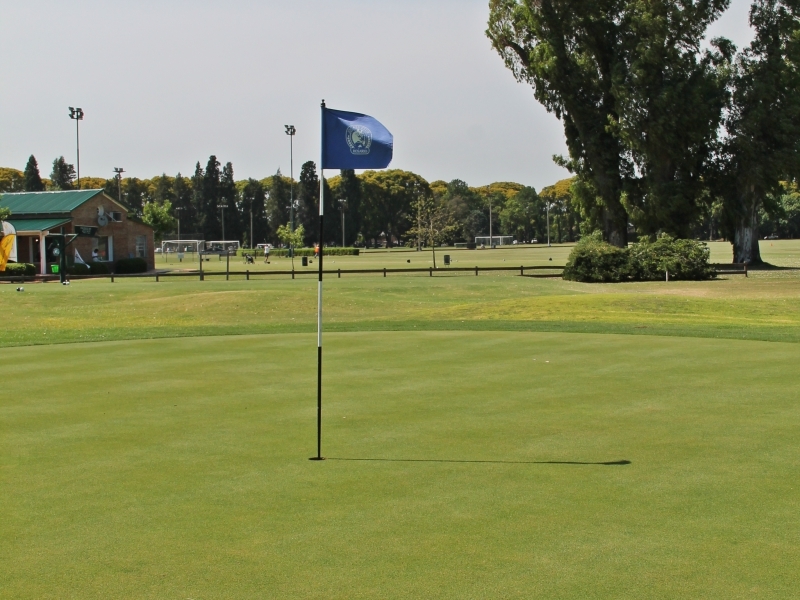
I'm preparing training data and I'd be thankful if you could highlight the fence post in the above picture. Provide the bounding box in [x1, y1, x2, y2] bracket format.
[520, 266, 523, 276]
[429, 267, 432, 277]
[111, 273, 114, 283]
[246, 270, 250, 281]
[292, 269, 295, 280]
[745, 264, 748, 278]
[475, 266, 479, 276]
[383, 267, 386, 278]
[338, 268, 341, 279]
[156, 274, 159, 282]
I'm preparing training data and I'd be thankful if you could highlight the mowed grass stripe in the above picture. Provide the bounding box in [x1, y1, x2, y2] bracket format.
[2, 332, 799, 598]
[3, 274, 800, 347]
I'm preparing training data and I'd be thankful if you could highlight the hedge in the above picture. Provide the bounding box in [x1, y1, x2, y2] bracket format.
[115, 257, 148, 274]
[563, 232, 715, 283]
[2, 263, 36, 276]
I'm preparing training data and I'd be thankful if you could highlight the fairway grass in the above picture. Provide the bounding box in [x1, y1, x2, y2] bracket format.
[3, 332, 799, 598]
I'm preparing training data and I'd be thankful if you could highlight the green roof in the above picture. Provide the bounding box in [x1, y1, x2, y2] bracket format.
[0, 190, 104, 215]
[6, 217, 72, 233]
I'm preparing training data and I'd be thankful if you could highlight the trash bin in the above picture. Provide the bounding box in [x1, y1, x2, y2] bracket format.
[443, 255, 451, 266]
[302, 256, 308, 267]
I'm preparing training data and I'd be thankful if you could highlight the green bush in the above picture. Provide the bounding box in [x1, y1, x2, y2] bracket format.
[115, 258, 147, 274]
[629, 235, 715, 281]
[562, 231, 634, 282]
[68, 263, 91, 275]
[2, 262, 36, 276]
[563, 232, 715, 283]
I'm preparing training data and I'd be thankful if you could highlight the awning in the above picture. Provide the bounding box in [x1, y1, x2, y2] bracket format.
[5, 218, 71, 234]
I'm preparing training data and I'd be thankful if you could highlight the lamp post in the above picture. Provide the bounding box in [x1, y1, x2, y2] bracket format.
[219, 203, 228, 241]
[174, 206, 183, 240]
[546, 201, 551, 247]
[113, 167, 124, 204]
[489, 195, 494, 248]
[285, 125, 296, 256]
[338, 199, 347, 248]
[69, 107, 84, 187]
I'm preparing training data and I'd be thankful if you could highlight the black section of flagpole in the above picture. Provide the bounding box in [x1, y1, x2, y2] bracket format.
[311, 212, 325, 461]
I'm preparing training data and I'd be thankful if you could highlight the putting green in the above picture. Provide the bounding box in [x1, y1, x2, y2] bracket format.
[3, 331, 799, 598]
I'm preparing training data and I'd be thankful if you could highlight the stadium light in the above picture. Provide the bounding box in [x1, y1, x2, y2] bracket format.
[113, 168, 124, 205]
[69, 107, 85, 186]
[338, 199, 347, 248]
[285, 124, 296, 256]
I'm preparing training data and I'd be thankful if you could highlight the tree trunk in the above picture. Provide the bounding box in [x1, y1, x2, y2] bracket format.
[604, 204, 628, 248]
[733, 201, 762, 264]
[432, 241, 437, 269]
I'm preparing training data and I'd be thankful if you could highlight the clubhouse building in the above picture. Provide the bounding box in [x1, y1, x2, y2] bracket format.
[0, 190, 155, 274]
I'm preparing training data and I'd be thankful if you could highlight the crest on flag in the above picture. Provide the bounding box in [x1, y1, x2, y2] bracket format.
[346, 124, 372, 155]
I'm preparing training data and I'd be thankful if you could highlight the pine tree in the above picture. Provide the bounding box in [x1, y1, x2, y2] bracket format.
[23, 155, 45, 191]
[50, 156, 76, 190]
[219, 162, 241, 242]
[191, 162, 205, 236]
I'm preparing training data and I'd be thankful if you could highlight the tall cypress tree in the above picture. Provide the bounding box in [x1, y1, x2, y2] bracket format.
[219, 162, 241, 242]
[297, 161, 319, 246]
[191, 162, 205, 237]
[202, 156, 222, 240]
[23, 155, 45, 191]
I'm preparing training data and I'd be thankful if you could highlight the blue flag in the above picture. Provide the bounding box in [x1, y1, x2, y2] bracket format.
[322, 107, 393, 170]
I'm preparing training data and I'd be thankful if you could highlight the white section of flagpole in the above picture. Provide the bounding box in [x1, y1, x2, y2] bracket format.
[312, 99, 326, 461]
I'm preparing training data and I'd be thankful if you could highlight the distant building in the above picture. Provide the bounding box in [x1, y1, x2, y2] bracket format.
[0, 190, 155, 274]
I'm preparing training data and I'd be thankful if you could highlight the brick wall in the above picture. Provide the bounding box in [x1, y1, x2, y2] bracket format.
[68, 193, 155, 270]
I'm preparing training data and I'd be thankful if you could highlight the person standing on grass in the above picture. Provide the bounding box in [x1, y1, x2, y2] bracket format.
[264, 245, 270, 264]
[314, 244, 319, 259]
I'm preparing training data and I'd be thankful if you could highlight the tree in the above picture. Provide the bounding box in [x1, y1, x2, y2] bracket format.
[173, 173, 196, 236]
[124, 178, 148, 216]
[142, 200, 176, 243]
[297, 161, 320, 245]
[406, 194, 458, 268]
[23, 156, 45, 191]
[0, 206, 10, 222]
[442, 179, 484, 243]
[240, 178, 269, 247]
[50, 157, 76, 190]
[488, 0, 631, 246]
[202, 156, 222, 241]
[487, 0, 731, 246]
[500, 186, 541, 241]
[0, 168, 23, 192]
[266, 170, 291, 245]
[220, 161, 241, 242]
[716, 0, 800, 263]
[334, 169, 363, 246]
[276, 223, 305, 269]
[614, 0, 731, 238]
[360, 170, 430, 247]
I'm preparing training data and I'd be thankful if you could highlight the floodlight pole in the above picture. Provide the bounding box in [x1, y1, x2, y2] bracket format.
[489, 196, 493, 248]
[69, 107, 84, 187]
[219, 204, 228, 241]
[338, 199, 346, 248]
[113, 168, 124, 204]
[547, 201, 551, 247]
[285, 124, 296, 256]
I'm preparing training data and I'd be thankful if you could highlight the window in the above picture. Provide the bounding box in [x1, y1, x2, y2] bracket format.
[108, 211, 123, 222]
[136, 235, 147, 258]
[92, 237, 110, 261]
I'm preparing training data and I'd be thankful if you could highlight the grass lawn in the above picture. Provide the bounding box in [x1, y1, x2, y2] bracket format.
[3, 332, 799, 598]
[2, 239, 799, 597]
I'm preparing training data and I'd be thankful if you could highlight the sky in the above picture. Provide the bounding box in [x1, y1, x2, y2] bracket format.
[0, 0, 755, 190]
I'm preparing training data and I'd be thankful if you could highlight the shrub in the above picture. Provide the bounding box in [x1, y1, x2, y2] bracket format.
[2, 262, 36, 276]
[562, 231, 634, 282]
[563, 232, 715, 283]
[115, 257, 147, 274]
[68, 263, 91, 275]
[629, 235, 715, 281]
[89, 262, 111, 275]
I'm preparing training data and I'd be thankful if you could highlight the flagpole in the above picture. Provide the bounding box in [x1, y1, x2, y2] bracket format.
[311, 99, 326, 461]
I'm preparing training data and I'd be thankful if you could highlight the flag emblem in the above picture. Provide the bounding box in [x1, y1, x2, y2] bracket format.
[346, 124, 372, 155]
